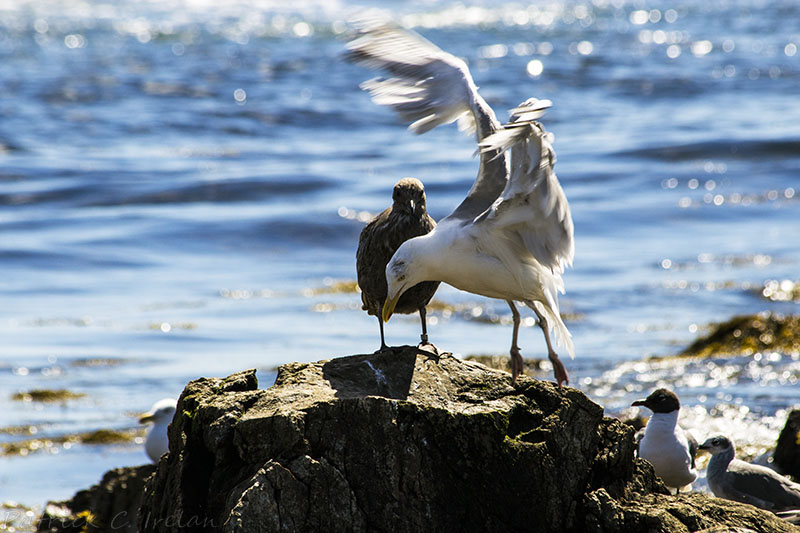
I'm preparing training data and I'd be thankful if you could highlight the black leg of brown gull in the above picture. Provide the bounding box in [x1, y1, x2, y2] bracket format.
[356, 177, 440, 352]
[347, 21, 575, 385]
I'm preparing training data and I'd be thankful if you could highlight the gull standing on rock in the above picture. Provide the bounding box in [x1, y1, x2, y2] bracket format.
[347, 22, 574, 385]
[700, 434, 800, 513]
[139, 398, 177, 463]
[356, 177, 440, 351]
[632, 389, 698, 493]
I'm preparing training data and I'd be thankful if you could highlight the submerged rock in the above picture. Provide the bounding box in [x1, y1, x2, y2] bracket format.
[2, 427, 143, 457]
[37, 464, 155, 532]
[138, 348, 794, 532]
[679, 312, 800, 357]
[11, 389, 86, 403]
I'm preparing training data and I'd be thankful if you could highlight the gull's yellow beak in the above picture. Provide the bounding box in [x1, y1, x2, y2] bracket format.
[382, 292, 400, 323]
[138, 412, 156, 424]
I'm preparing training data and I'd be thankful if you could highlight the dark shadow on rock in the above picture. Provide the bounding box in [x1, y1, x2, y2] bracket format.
[321, 346, 435, 399]
[37, 463, 156, 533]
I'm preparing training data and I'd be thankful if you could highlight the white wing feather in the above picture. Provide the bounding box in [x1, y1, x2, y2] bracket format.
[346, 20, 509, 221]
[346, 20, 478, 134]
[476, 101, 574, 275]
[475, 100, 575, 358]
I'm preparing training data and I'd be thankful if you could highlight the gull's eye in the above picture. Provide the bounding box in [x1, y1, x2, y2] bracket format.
[712, 438, 720, 446]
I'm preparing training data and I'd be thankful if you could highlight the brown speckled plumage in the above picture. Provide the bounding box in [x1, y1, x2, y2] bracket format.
[356, 177, 440, 350]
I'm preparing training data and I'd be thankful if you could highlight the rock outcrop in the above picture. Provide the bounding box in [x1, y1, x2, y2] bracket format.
[774, 409, 800, 480]
[679, 312, 800, 357]
[137, 347, 796, 532]
[37, 463, 155, 532]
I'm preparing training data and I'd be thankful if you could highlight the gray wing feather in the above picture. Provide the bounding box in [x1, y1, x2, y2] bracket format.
[634, 427, 645, 456]
[727, 459, 800, 511]
[684, 429, 698, 469]
[346, 21, 508, 221]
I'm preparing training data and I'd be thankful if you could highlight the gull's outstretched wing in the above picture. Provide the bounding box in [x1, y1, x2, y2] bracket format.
[346, 21, 508, 221]
[476, 99, 574, 275]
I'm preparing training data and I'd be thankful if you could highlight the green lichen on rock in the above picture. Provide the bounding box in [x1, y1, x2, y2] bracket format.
[679, 312, 800, 357]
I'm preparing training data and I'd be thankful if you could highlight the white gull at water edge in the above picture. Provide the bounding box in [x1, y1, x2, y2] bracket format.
[139, 398, 178, 463]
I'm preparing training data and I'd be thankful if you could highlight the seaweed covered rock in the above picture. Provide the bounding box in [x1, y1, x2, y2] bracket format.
[680, 312, 800, 357]
[37, 464, 155, 532]
[774, 409, 800, 480]
[138, 348, 795, 532]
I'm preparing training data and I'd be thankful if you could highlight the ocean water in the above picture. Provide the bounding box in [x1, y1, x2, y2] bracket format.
[1, 0, 799, 512]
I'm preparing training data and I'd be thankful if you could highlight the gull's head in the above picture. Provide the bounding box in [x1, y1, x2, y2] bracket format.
[698, 435, 734, 455]
[392, 177, 427, 218]
[139, 398, 178, 425]
[382, 246, 417, 322]
[631, 388, 680, 414]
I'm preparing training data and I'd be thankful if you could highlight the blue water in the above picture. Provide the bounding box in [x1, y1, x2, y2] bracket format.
[2, 0, 799, 511]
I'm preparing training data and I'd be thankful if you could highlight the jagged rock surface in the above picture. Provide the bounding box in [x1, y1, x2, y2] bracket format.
[37, 463, 155, 532]
[138, 348, 797, 532]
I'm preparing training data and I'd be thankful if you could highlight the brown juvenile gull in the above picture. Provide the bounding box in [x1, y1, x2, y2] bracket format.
[347, 22, 574, 385]
[356, 177, 440, 351]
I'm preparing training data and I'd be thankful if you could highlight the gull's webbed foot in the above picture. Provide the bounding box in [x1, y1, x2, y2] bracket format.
[510, 346, 524, 383]
[549, 351, 569, 387]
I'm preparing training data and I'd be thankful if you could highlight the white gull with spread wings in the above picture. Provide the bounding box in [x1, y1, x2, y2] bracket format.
[347, 23, 575, 385]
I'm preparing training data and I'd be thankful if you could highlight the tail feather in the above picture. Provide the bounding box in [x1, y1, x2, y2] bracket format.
[528, 299, 575, 360]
